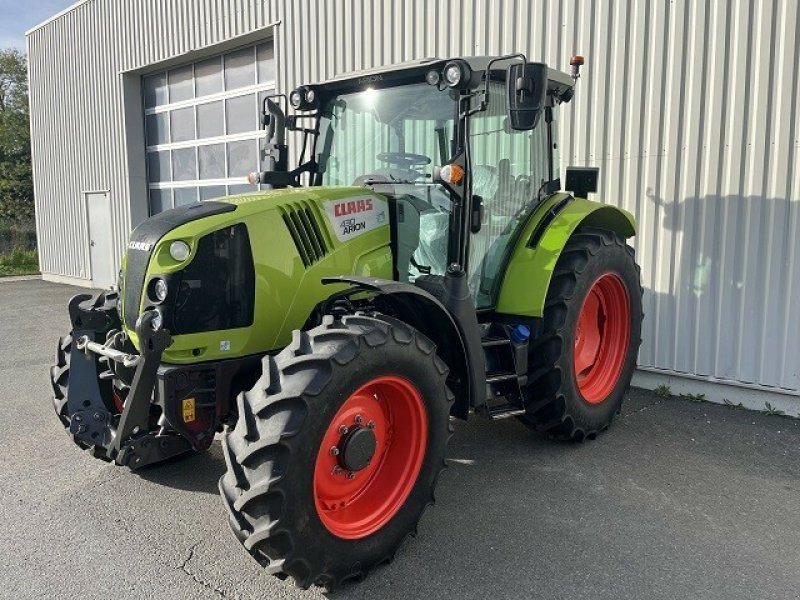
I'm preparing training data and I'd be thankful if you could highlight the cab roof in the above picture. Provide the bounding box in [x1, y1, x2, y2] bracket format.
[310, 55, 574, 98]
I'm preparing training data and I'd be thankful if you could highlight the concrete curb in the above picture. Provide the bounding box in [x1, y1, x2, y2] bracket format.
[0, 275, 42, 283]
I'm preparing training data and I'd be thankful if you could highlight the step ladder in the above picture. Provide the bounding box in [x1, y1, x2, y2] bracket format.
[481, 335, 527, 419]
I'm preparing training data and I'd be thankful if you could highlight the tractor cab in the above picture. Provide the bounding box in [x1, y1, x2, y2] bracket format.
[251, 55, 577, 308]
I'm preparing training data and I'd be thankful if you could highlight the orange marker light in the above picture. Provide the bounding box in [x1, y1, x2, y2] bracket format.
[440, 164, 465, 185]
[569, 55, 585, 80]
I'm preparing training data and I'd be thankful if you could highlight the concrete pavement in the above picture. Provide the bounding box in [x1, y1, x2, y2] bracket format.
[1, 279, 798, 599]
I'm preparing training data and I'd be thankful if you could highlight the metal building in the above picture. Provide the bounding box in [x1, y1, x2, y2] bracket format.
[26, 0, 800, 413]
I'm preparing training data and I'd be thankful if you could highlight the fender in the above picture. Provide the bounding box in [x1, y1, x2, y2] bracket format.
[322, 275, 482, 419]
[495, 193, 636, 318]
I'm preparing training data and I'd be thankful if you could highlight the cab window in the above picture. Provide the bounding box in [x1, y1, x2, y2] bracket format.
[467, 80, 554, 307]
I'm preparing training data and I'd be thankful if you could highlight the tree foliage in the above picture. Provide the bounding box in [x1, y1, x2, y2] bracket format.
[0, 49, 33, 226]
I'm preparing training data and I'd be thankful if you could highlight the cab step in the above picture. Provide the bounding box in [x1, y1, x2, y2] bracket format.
[481, 332, 527, 420]
[486, 404, 527, 419]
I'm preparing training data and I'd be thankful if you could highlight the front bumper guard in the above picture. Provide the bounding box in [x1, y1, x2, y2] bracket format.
[67, 294, 192, 469]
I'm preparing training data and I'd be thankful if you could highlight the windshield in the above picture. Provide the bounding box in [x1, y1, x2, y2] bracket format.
[316, 83, 456, 186]
[316, 83, 458, 280]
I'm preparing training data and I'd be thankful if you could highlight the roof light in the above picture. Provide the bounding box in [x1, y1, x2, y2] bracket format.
[288, 86, 320, 111]
[443, 60, 471, 88]
[289, 89, 303, 108]
[444, 64, 462, 86]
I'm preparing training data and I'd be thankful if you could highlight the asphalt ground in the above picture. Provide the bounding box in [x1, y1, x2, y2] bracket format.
[1, 278, 799, 600]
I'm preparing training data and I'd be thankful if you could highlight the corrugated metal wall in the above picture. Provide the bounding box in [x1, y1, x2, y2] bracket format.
[28, 0, 800, 396]
[27, 0, 279, 282]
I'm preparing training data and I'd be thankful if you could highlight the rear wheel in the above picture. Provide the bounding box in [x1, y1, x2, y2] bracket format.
[522, 227, 643, 440]
[219, 314, 453, 590]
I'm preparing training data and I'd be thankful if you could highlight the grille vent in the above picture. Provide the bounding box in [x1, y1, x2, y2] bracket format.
[281, 202, 330, 267]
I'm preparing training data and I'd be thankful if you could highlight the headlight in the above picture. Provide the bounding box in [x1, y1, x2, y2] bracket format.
[153, 278, 168, 302]
[169, 240, 191, 261]
[150, 309, 163, 331]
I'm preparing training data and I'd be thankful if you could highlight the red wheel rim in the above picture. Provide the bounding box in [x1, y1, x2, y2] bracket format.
[313, 375, 428, 539]
[573, 273, 631, 404]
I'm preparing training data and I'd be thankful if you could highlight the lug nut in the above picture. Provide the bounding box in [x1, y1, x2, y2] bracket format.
[338, 425, 349, 435]
[367, 420, 375, 429]
[73, 414, 82, 422]
[329, 446, 340, 456]
[93, 412, 103, 421]
[346, 471, 356, 480]
[331, 466, 342, 475]
[354, 414, 364, 425]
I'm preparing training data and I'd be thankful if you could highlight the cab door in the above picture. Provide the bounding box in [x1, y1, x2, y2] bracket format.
[466, 81, 554, 307]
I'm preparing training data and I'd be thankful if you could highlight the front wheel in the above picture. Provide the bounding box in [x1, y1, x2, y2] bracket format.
[522, 227, 643, 440]
[219, 314, 453, 589]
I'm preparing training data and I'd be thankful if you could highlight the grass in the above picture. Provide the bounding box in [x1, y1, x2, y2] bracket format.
[0, 248, 39, 277]
[680, 392, 706, 403]
[761, 402, 785, 417]
[654, 384, 672, 398]
[722, 398, 745, 410]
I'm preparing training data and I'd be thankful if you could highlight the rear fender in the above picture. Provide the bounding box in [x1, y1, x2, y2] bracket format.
[495, 193, 636, 318]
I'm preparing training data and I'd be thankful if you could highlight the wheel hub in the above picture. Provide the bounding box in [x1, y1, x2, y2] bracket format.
[338, 426, 377, 471]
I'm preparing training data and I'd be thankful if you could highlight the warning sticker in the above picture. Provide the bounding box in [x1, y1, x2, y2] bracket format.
[182, 397, 196, 423]
[323, 195, 388, 242]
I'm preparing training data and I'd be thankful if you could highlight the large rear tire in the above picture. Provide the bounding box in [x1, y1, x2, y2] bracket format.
[522, 227, 643, 440]
[219, 314, 453, 590]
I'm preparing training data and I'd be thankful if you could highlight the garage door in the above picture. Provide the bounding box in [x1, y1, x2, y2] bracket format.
[143, 42, 275, 214]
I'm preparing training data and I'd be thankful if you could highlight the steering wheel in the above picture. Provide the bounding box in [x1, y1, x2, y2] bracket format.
[376, 152, 431, 168]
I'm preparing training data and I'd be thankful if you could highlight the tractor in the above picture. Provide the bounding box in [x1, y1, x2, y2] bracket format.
[50, 53, 643, 589]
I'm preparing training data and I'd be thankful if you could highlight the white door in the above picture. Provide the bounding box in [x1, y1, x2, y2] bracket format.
[86, 191, 115, 288]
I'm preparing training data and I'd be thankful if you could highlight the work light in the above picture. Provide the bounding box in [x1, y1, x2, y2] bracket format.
[443, 60, 470, 87]
[289, 86, 319, 110]
[289, 89, 303, 108]
[425, 69, 441, 86]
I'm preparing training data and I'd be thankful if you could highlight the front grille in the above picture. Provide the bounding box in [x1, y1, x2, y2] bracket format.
[122, 201, 237, 330]
[280, 202, 330, 267]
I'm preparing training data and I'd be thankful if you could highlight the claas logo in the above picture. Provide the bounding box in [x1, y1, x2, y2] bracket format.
[333, 198, 374, 217]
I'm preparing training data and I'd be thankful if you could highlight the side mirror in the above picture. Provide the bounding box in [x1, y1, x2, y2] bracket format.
[506, 62, 548, 130]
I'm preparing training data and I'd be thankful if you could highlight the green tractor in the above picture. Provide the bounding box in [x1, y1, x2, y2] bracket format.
[50, 54, 642, 589]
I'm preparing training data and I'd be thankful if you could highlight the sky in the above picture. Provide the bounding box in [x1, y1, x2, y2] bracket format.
[0, 0, 77, 50]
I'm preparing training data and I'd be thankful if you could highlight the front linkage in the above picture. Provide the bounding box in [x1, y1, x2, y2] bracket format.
[52, 293, 193, 469]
